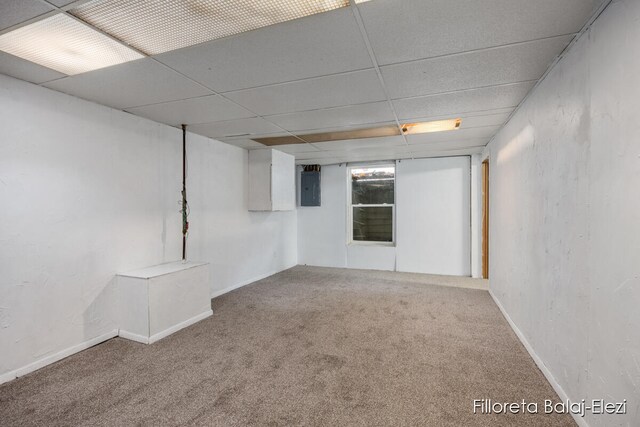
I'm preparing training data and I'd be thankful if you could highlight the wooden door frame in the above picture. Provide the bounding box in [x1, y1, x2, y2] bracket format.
[481, 159, 489, 279]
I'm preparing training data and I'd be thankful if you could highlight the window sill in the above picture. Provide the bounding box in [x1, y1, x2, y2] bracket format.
[348, 241, 396, 248]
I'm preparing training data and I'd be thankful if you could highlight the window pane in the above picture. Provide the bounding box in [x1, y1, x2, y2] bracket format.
[353, 206, 393, 242]
[351, 166, 394, 205]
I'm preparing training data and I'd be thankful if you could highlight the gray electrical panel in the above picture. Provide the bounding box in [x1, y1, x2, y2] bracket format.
[300, 171, 321, 206]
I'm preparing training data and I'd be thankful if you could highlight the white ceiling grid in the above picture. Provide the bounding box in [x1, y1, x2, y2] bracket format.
[70, 0, 352, 55]
[0, 0, 606, 164]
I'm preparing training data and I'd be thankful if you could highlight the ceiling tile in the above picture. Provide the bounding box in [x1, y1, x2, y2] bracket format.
[266, 101, 395, 132]
[409, 146, 485, 159]
[154, 7, 372, 92]
[261, 143, 320, 154]
[399, 108, 513, 127]
[219, 138, 266, 149]
[47, 1, 79, 6]
[296, 121, 398, 136]
[337, 151, 414, 164]
[457, 112, 511, 129]
[410, 139, 490, 153]
[345, 151, 415, 162]
[224, 69, 385, 116]
[0, 50, 65, 84]
[295, 146, 486, 166]
[295, 150, 353, 160]
[406, 125, 500, 145]
[43, 58, 212, 109]
[411, 143, 489, 155]
[0, 0, 53, 31]
[460, 107, 515, 117]
[296, 144, 411, 160]
[313, 135, 405, 151]
[393, 81, 535, 121]
[381, 35, 573, 99]
[294, 143, 418, 164]
[188, 117, 283, 139]
[409, 107, 515, 121]
[222, 131, 290, 141]
[126, 95, 254, 127]
[358, 0, 602, 65]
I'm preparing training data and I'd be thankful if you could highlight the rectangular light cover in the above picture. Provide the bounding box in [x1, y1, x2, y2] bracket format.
[71, 0, 352, 55]
[0, 13, 143, 75]
[253, 125, 400, 145]
[401, 118, 462, 135]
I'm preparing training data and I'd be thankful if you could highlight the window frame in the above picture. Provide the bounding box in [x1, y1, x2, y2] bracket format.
[346, 162, 396, 246]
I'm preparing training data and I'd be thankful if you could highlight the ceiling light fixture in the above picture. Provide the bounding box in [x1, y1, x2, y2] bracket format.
[246, 119, 461, 146]
[70, 0, 354, 55]
[401, 118, 462, 135]
[253, 125, 400, 146]
[0, 13, 143, 75]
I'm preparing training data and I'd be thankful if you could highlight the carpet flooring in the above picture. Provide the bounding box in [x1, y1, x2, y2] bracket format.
[0, 266, 574, 426]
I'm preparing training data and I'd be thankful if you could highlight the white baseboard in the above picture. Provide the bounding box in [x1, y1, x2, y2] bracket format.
[148, 309, 213, 343]
[118, 329, 150, 344]
[0, 370, 16, 385]
[489, 289, 589, 427]
[119, 310, 213, 344]
[0, 329, 119, 385]
[0, 265, 294, 385]
[210, 264, 296, 299]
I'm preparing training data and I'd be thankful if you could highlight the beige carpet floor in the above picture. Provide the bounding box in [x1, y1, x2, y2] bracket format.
[0, 266, 573, 426]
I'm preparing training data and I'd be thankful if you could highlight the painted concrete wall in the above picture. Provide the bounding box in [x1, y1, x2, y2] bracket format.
[187, 142, 297, 297]
[0, 74, 296, 380]
[297, 164, 348, 268]
[396, 157, 471, 276]
[484, 1, 640, 425]
[297, 158, 472, 275]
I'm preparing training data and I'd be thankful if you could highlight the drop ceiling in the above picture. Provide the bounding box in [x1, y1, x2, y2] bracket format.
[0, 0, 605, 165]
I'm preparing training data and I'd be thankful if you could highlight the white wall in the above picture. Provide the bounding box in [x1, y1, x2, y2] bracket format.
[187, 143, 297, 297]
[484, 1, 640, 425]
[297, 164, 347, 268]
[298, 157, 471, 275]
[396, 157, 470, 276]
[0, 74, 296, 381]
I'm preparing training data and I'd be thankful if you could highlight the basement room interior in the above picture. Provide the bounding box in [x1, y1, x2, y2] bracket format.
[0, 0, 638, 426]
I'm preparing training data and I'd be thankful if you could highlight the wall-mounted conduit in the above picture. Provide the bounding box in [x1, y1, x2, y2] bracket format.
[181, 124, 189, 261]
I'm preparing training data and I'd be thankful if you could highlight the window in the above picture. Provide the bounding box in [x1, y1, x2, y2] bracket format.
[348, 165, 395, 243]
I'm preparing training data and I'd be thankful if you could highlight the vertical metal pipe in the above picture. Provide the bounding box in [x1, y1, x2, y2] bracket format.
[182, 124, 187, 261]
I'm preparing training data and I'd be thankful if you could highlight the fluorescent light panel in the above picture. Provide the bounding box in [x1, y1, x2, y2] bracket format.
[254, 125, 400, 146]
[252, 135, 304, 146]
[401, 118, 462, 135]
[254, 119, 460, 145]
[0, 13, 143, 75]
[71, 0, 353, 55]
